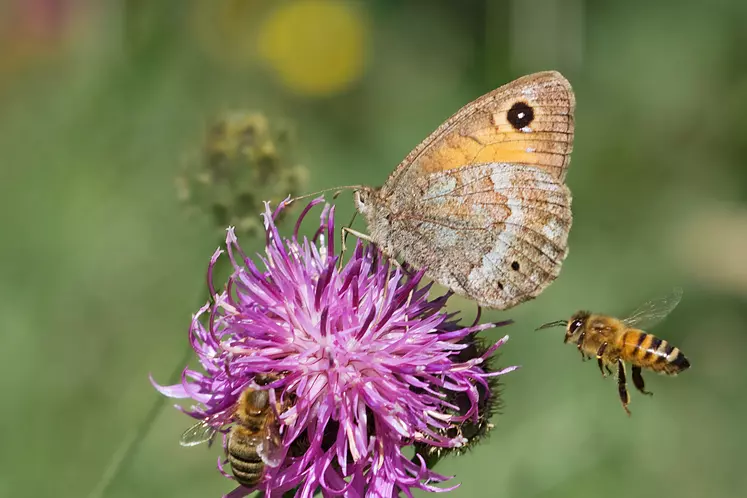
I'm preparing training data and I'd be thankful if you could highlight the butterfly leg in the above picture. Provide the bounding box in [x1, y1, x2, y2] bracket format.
[341, 227, 403, 271]
[631, 366, 653, 396]
[596, 342, 608, 377]
[341, 226, 372, 255]
[341, 227, 376, 270]
[336, 211, 360, 265]
[616, 359, 631, 416]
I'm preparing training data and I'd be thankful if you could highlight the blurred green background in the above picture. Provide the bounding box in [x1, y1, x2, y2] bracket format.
[2, 1, 746, 497]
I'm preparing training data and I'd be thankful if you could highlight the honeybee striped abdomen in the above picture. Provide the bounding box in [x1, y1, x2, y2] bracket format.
[622, 330, 690, 375]
[227, 432, 265, 487]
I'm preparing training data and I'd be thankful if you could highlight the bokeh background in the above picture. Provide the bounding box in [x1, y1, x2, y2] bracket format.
[2, 1, 746, 497]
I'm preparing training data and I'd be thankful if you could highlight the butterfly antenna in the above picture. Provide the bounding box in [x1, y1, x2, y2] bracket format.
[288, 185, 363, 204]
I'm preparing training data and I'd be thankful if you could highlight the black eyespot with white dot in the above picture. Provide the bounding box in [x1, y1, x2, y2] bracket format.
[507, 101, 534, 130]
[511, 261, 520, 271]
[569, 318, 584, 333]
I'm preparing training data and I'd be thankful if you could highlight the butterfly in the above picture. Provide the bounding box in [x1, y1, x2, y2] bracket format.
[353, 71, 575, 310]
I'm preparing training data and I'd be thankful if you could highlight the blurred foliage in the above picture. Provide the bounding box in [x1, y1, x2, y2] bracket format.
[1, 1, 746, 497]
[177, 110, 307, 241]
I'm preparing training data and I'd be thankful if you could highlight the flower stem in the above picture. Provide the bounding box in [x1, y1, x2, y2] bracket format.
[87, 344, 195, 498]
[88, 254, 230, 498]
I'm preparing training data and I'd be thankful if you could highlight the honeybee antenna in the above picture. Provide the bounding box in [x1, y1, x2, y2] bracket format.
[288, 185, 363, 204]
[535, 320, 568, 331]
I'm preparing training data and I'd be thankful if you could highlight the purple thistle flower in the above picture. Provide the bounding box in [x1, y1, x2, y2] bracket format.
[153, 198, 517, 497]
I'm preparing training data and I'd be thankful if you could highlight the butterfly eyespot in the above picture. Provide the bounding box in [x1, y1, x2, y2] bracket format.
[507, 101, 534, 129]
[510, 261, 520, 271]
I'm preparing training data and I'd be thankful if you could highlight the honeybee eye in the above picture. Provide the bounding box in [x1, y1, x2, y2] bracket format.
[569, 319, 584, 333]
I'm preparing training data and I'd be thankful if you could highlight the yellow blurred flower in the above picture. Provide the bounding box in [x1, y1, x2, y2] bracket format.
[258, 0, 368, 97]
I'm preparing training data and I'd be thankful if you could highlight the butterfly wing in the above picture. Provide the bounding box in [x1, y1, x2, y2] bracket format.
[382, 71, 574, 198]
[383, 162, 571, 309]
[371, 72, 574, 310]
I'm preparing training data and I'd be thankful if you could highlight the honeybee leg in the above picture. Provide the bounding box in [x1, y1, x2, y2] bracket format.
[576, 330, 587, 360]
[631, 366, 653, 396]
[596, 343, 608, 377]
[606, 365, 613, 376]
[616, 360, 631, 416]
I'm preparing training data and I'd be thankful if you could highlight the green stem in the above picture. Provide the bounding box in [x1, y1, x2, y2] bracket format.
[87, 343, 196, 498]
[88, 249, 229, 498]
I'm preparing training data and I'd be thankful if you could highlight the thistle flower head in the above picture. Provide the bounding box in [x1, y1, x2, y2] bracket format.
[153, 198, 516, 497]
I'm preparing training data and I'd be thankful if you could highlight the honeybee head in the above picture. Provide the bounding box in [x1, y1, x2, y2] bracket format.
[536, 311, 591, 344]
[564, 311, 590, 344]
[236, 388, 271, 423]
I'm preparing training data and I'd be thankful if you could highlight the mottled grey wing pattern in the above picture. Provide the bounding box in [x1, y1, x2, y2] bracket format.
[387, 162, 571, 309]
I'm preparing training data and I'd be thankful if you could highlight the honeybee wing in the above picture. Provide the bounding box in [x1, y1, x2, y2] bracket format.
[179, 419, 218, 447]
[621, 287, 683, 330]
[257, 421, 284, 468]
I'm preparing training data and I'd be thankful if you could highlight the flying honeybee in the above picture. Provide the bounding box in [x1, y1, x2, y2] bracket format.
[180, 383, 285, 487]
[537, 288, 690, 415]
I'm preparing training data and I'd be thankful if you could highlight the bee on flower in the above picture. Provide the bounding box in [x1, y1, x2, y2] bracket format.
[153, 198, 516, 497]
